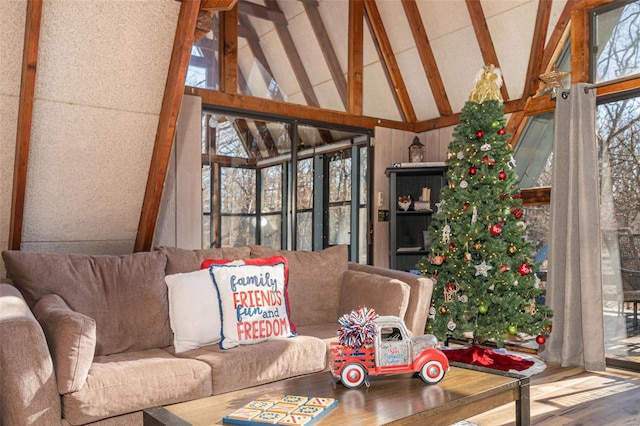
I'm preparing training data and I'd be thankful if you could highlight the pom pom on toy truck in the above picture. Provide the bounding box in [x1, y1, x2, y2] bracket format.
[330, 314, 449, 389]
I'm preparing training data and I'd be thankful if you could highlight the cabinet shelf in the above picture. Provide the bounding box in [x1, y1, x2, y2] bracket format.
[387, 166, 447, 271]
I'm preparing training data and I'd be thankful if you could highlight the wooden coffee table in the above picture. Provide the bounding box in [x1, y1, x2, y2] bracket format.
[143, 364, 529, 426]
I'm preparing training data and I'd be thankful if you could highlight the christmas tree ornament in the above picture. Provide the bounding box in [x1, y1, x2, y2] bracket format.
[546, 324, 553, 332]
[430, 255, 446, 266]
[449, 182, 456, 189]
[489, 224, 503, 236]
[463, 202, 470, 211]
[471, 207, 478, 225]
[492, 120, 500, 128]
[511, 208, 524, 218]
[507, 325, 518, 335]
[464, 251, 472, 262]
[516, 221, 527, 230]
[517, 264, 532, 275]
[441, 224, 451, 243]
[444, 281, 460, 302]
[508, 154, 517, 169]
[474, 261, 493, 277]
[429, 306, 437, 319]
[457, 151, 465, 160]
[480, 143, 492, 152]
[513, 192, 522, 199]
[438, 306, 448, 315]
[499, 264, 511, 273]
[498, 192, 510, 201]
[473, 241, 482, 250]
[498, 127, 507, 135]
[459, 180, 468, 189]
[478, 304, 488, 314]
[535, 335, 546, 345]
[447, 321, 457, 331]
[469, 166, 478, 176]
[508, 245, 517, 254]
[498, 170, 507, 180]
[475, 130, 485, 138]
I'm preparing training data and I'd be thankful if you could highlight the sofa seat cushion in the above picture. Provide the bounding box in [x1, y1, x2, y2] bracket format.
[249, 245, 348, 326]
[2, 250, 173, 356]
[62, 349, 212, 425]
[160, 246, 252, 275]
[172, 336, 326, 395]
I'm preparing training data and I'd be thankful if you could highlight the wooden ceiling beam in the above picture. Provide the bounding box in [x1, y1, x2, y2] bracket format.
[219, 5, 238, 94]
[238, 1, 286, 24]
[9, 0, 43, 251]
[401, 0, 452, 116]
[522, 0, 552, 97]
[414, 98, 526, 132]
[364, 0, 416, 122]
[264, 0, 320, 108]
[200, 0, 237, 11]
[348, 0, 364, 115]
[465, 0, 509, 101]
[302, 0, 348, 109]
[540, 0, 576, 72]
[192, 87, 412, 131]
[135, 0, 201, 252]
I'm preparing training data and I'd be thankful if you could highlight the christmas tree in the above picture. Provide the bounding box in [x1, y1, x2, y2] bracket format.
[417, 65, 552, 347]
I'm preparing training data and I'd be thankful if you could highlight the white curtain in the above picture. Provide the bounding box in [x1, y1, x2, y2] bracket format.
[540, 83, 606, 371]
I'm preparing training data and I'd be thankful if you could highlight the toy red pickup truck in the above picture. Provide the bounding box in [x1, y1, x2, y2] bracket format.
[330, 315, 449, 389]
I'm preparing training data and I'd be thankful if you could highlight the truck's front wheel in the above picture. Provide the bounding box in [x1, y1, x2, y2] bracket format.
[419, 360, 445, 384]
[340, 363, 367, 388]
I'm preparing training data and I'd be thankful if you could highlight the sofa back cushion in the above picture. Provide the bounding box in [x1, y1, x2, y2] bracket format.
[2, 250, 172, 356]
[249, 245, 348, 326]
[159, 246, 251, 275]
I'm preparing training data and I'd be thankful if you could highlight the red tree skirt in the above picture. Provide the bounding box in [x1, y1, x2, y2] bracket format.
[444, 345, 537, 374]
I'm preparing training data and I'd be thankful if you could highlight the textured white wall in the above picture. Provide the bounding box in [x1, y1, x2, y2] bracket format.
[1, 0, 180, 275]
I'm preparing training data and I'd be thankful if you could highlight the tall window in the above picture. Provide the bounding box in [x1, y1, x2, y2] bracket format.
[201, 110, 371, 262]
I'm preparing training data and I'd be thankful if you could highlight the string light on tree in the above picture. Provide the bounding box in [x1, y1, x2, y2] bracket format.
[416, 64, 552, 347]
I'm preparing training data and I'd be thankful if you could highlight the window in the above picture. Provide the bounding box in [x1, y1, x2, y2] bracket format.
[592, 0, 640, 83]
[201, 110, 371, 262]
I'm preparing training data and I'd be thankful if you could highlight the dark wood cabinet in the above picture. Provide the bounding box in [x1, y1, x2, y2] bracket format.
[386, 166, 447, 271]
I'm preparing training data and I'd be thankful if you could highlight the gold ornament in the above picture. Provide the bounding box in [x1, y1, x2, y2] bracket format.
[473, 242, 482, 250]
[539, 66, 570, 94]
[449, 182, 456, 190]
[438, 306, 448, 314]
[508, 246, 517, 254]
[468, 64, 504, 104]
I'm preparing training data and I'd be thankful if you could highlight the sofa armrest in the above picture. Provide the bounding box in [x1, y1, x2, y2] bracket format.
[347, 263, 434, 336]
[0, 284, 61, 425]
[338, 270, 411, 319]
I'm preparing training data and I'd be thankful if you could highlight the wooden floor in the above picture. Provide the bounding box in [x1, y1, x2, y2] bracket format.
[465, 363, 640, 425]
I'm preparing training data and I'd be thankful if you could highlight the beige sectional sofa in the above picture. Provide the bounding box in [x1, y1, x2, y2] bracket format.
[0, 245, 433, 426]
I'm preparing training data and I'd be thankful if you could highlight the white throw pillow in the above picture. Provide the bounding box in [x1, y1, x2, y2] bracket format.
[165, 269, 222, 353]
[209, 256, 296, 349]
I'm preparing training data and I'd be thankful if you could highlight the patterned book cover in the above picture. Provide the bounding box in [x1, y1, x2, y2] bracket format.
[223, 394, 337, 425]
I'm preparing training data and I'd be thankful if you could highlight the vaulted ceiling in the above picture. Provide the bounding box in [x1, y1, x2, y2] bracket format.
[191, 0, 574, 130]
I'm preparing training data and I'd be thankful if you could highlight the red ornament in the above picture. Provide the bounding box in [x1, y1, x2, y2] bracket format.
[476, 130, 484, 138]
[498, 127, 507, 135]
[463, 202, 470, 211]
[511, 208, 523, 218]
[449, 243, 456, 249]
[431, 255, 446, 266]
[536, 335, 546, 345]
[469, 166, 478, 176]
[513, 192, 522, 199]
[546, 324, 553, 332]
[517, 263, 532, 275]
[489, 224, 503, 236]
[482, 156, 496, 167]
[499, 265, 511, 273]
[498, 170, 507, 180]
